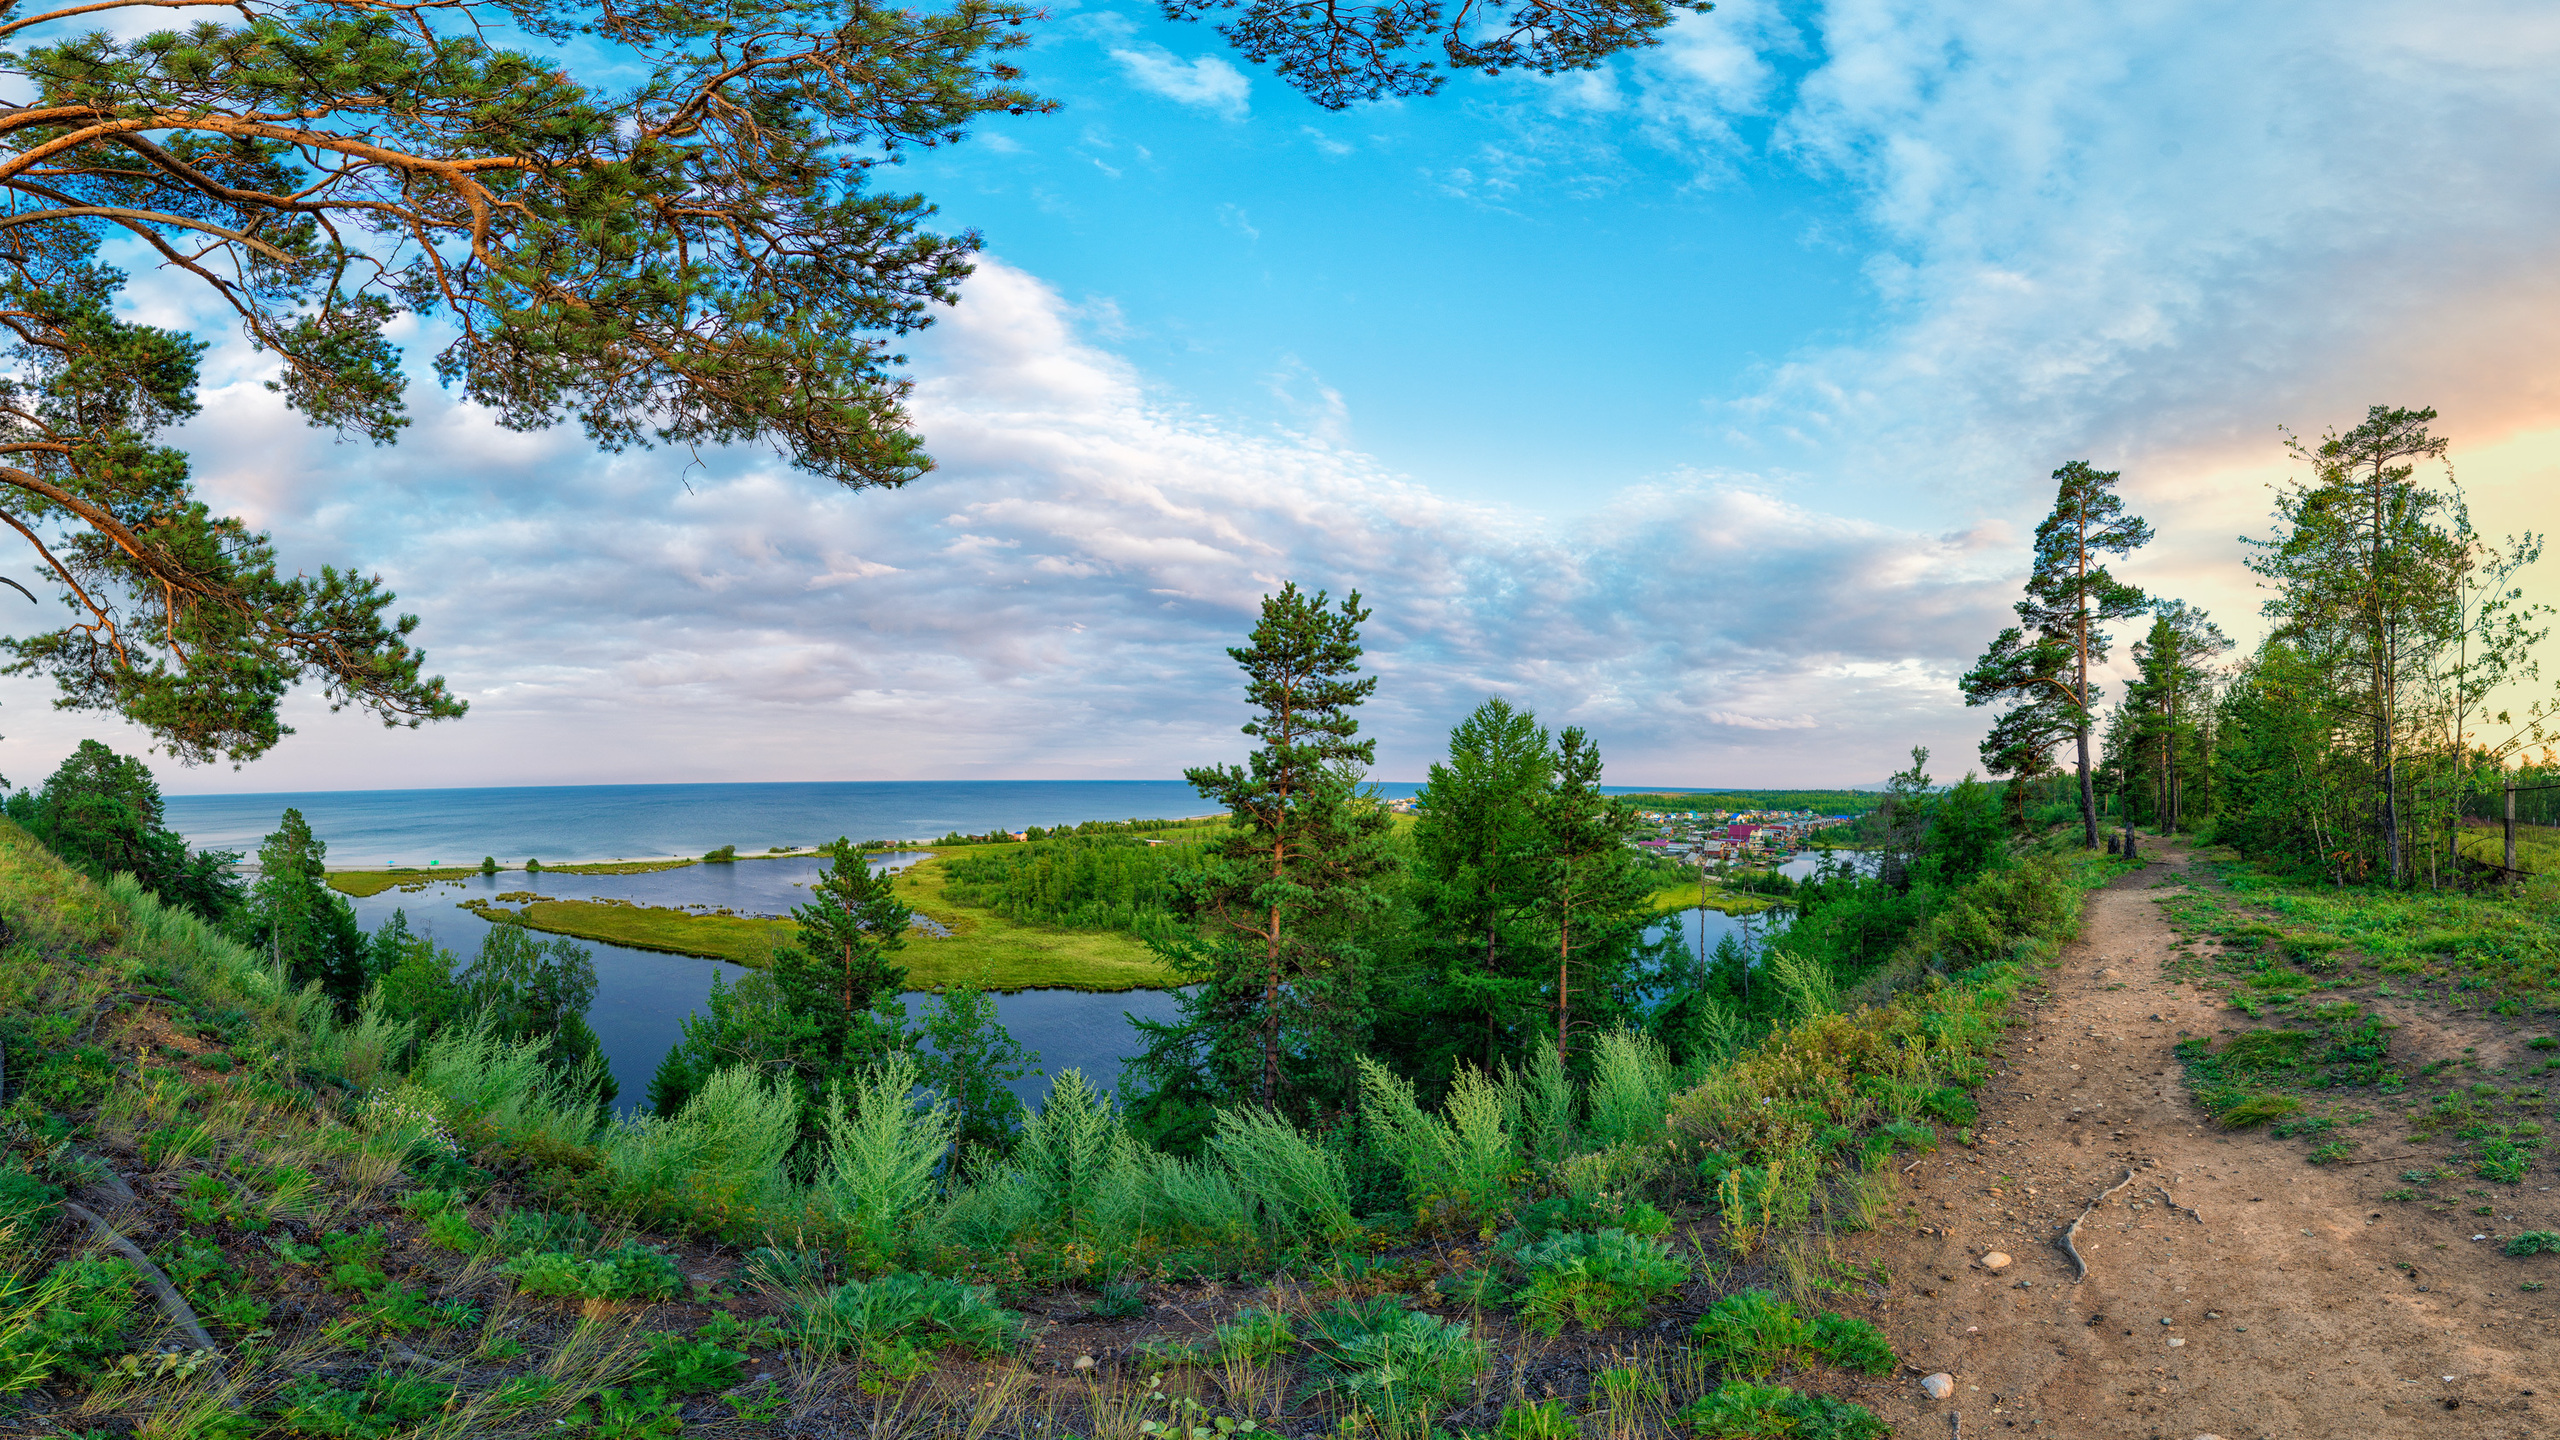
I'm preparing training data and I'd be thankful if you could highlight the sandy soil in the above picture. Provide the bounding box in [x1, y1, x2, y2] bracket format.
[1835, 843, 2556, 1440]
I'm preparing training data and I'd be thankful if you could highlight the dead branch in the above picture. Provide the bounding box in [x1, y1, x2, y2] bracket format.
[64, 1200, 221, 1362]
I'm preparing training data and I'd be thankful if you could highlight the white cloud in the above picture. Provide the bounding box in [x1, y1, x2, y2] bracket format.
[1109, 46, 1251, 119]
[3, 259, 2014, 792]
[25, 2, 2560, 798]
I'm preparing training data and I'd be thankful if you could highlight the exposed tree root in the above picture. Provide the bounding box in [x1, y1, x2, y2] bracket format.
[2154, 1185, 2203, 1225]
[2061, 1167, 2139, 1282]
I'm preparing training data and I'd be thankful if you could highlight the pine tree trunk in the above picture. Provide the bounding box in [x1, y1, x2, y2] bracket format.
[1262, 902, 1282, 1110]
[1555, 903, 1571, 1068]
[2076, 725, 2098, 849]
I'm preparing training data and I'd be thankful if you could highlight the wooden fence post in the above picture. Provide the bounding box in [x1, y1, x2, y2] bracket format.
[2505, 776, 2518, 876]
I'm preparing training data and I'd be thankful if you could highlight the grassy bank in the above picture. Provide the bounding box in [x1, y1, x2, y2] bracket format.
[461, 896, 797, 967]
[1645, 879, 1787, 917]
[325, 853, 827, 899]
[330, 868, 466, 898]
[890, 854, 1180, 990]
[0, 813, 2125, 1437]
[2155, 851, 2558, 1184]
[451, 860, 1181, 991]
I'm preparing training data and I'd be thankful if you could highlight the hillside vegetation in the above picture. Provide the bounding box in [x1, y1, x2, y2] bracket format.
[0, 809, 2120, 1436]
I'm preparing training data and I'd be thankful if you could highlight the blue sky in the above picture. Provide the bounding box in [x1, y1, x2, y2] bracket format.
[11, 0, 2560, 795]
[889, 5, 1871, 509]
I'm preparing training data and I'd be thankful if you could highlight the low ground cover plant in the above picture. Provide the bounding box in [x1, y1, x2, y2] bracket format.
[0, 802, 2111, 1434]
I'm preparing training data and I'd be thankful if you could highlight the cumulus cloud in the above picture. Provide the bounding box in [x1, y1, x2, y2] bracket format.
[14, 2, 2555, 796]
[1610, 2, 2560, 518]
[0, 257, 2013, 792]
[1110, 46, 1252, 118]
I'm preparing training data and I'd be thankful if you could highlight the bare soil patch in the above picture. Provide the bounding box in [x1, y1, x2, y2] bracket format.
[1834, 844, 2556, 1439]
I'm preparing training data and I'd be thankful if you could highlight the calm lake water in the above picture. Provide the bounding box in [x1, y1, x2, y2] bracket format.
[164, 782, 1810, 1117]
[342, 858, 1183, 1115]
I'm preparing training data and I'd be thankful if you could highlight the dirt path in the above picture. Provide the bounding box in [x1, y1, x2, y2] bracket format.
[1840, 843, 2556, 1440]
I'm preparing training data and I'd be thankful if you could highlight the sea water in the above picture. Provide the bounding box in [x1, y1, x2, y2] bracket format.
[162, 779, 1427, 867]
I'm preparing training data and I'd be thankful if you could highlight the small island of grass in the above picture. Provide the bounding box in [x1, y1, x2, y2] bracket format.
[1645, 879, 1787, 917]
[450, 852, 1179, 992]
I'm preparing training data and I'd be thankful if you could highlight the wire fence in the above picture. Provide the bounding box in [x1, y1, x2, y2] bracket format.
[2451, 778, 2560, 876]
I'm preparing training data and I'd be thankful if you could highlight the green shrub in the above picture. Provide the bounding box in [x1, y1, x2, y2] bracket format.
[2474, 1139, 2532, 1184]
[2216, 1093, 2304, 1128]
[396, 1187, 462, 1219]
[1509, 1228, 1692, 1335]
[1691, 1290, 1812, 1378]
[1135, 1150, 1256, 1246]
[493, 1208, 603, 1257]
[423, 1209, 486, 1254]
[1807, 1311, 1896, 1375]
[1303, 1298, 1485, 1408]
[1004, 1068, 1138, 1247]
[798, 1271, 1021, 1362]
[1494, 1397, 1577, 1440]
[276, 1373, 455, 1439]
[1920, 1086, 1977, 1127]
[503, 1242, 683, 1301]
[17, 1258, 137, 1383]
[637, 1327, 749, 1394]
[1208, 1306, 1296, 1361]
[2505, 1231, 2560, 1256]
[0, 1163, 60, 1234]
[1692, 1291, 1897, 1379]
[1677, 1380, 1886, 1439]
[604, 1064, 798, 1228]
[821, 1053, 957, 1267]
[1584, 1030, 1676, 1150]
[1435, 1266, 1507, 1306]
[1859, 1119, 1937, 1168]
[1356, 1057, 1520, 1233]
[1209, 1105, 1356, 1242]
[577, 1385, 686, 1440]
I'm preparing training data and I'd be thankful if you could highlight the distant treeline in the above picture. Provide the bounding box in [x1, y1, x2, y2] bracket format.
[939, 833, 1208, 932]
[930, 816, 1208, 846]
[1615, 790, 1885, 815]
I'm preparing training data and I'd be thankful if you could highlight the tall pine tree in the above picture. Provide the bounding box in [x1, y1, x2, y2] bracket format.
[1532, 728, 1660, 1064]
[1964, 461, 2152, 848]
[1129, 584, 1397, 1129]
[770, 839, 915, 1085]
[2248, 407, 2466, 884]
[1409, 698, 1554, 1074]
[245, 808, 366, 1011]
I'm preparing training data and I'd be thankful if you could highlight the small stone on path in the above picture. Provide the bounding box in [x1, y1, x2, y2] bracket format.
[1980, 1251, 2012, 1272]
[1920, 1373, 1955, 1400]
